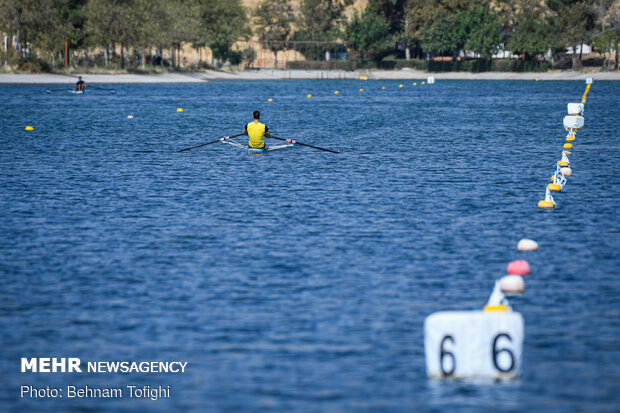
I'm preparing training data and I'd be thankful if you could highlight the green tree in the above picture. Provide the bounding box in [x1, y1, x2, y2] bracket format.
[292, 0, 352, 60]
[508, 8, 552, 59]
[345, 7, 393, 61]
[459, 6, 503, 58]
[420, 11, 460, 57]
[84, 0, 135, 67]
[255, 0, 295, 68]
[0, 0, 46, 60]
[407, 0, 474, 58]
[593, 0, 620, 69]
[552, 1, 597, 69]
[199, 0, 249, 64]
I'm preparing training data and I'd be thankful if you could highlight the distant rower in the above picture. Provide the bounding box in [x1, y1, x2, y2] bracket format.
[74, 76, 86, 92]
[244, 111, 270, 149]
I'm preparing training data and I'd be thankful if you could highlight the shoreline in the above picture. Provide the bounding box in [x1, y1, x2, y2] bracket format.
[1, 69, 619, 83]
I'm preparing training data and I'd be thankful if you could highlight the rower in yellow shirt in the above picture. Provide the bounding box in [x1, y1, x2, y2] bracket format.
[244, 111, 271, 149]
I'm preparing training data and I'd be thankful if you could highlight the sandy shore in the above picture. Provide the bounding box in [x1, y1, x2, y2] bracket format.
[0, 69, 618, 83]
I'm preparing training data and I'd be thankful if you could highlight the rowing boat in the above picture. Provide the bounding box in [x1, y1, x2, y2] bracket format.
[222, 140, 293, 155]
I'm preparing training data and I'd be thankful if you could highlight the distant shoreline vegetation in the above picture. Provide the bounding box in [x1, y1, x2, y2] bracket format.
[0, 0, 618, 74]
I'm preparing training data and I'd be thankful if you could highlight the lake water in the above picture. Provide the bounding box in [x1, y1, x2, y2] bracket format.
[1, 80, 618, 412]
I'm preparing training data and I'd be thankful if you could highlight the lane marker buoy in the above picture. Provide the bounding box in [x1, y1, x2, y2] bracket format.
[500, 275, 525, 295]
[548, 183, 562, 192]
[268, 98, 273, 102]
[127, 115, 134, 119]
[538, 200, 555, 209]
[334, 91, 339, 95]
[25, 126, 34, 131]
[561, 167, 572, 176]
[307, 94, 312, 98]
[507, 260, 530, 276]
[177, 108, 183, 112]
[517, 239, 538, 251]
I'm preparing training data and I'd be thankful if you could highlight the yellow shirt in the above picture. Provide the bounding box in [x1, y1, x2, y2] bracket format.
[246, 121, 268, 148]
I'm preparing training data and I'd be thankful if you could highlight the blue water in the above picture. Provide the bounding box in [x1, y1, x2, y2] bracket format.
[1, 80, 619, 412]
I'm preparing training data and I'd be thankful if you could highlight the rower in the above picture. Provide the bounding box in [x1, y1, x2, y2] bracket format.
[74, 76, 86, 92]
[244, 110, 270, 149]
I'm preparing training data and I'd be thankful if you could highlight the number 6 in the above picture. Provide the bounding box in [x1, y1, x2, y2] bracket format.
[492, 333, 515, 372]
[439, 335, 455, 376]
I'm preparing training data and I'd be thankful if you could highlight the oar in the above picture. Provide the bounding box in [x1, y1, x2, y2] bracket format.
[178, 133, 244, 152]
[270, 135, 340, 154]
[46, 89, 72, 93]
[89, 85, 116, 94]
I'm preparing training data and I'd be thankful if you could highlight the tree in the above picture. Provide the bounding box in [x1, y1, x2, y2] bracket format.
[593, 0, 620, 69]
[199, 0, 249, 64]
[293, 0, 352, 60]
[345, 7, 393, 61]
[508, 8, 552, 59]
[0, 0, 44, 60]
[255, 0, 295, 68]
[552, 1, 597, 69]
[407, 0, 475, 59]
[458, 6, 503, 58]
[420, 11, 461, 57]
[84, 0, 135, 67]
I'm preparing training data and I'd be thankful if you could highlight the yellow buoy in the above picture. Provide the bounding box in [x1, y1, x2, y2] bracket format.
[25, 126, 34, 131]
[550, 175, 555, 182]
[422, 81, 425, 85]
[359, 88, 364, 92]
[177, 108, 183, 112]
[413, 82, 417, 85]
[484, 305, 509, 312]
[334, 91, 339, 95]
[548, 183, 562, 192]
[566, 136, 575, 142]
[307, 94, 312, 98]
[557, 160, 569, 167]
[538, 200, 556, 209]
[564, 150, 572, 156]
[381, 86, 386, 90]
[563, 143, 573, 149]
[268, 98, 273, 102]
[399, 84, 403, 88]
[535, 78, 540, 81]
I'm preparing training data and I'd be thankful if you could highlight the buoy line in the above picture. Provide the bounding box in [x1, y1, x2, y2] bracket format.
[538, 79, 592, 209]
[424, 78, 595, 380]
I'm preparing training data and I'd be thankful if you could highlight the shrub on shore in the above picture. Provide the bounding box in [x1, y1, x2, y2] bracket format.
[287, 59, 552, 72]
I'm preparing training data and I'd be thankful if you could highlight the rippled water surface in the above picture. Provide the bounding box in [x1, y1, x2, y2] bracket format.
[1, 80, 619, 412]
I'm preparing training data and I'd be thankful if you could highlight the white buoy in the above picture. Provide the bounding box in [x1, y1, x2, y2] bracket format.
[563, 115, 584, 130]
[127, 115, 134, 119]
[517, 238, 538, 251]
[500, 275, 525, 295]
[561, 167, 572, 176]
[424, 279, 524, 379]
[427, 76, 435, 84]
[586, 77, 593, 84]
[424, 311, 523, 379]
[567, 103, 584, 115]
